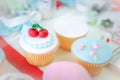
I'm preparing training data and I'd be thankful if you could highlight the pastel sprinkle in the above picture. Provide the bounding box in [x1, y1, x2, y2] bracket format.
[78, 44, 84, 50]
[90, 50, 95, 56]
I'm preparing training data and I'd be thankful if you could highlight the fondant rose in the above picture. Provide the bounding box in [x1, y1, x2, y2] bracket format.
[90, 50, 95, 56]
[93, 43, 100, 50]
[78, 44, 84, 50]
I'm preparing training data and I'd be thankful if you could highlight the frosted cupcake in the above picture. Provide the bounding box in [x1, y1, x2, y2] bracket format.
[53, 14, 88, 51]
[43, 61, 91, 80]
[71, 37, 113, 76]
[19, 23, 59, 66]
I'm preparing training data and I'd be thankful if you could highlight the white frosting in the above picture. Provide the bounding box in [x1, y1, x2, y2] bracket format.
[19, 31, 58, 54]
[25, 33, 51, 45]
[53, 14, 89, 38]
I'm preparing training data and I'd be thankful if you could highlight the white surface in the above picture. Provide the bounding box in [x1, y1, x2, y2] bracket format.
[0, 6, 120, 80]
[53, 11, 88, 38]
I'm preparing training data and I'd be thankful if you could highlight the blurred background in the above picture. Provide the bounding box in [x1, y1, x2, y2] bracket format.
[0, 0, 120, 80]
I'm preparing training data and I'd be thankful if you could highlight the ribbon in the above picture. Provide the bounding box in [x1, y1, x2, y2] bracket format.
[0, 36, 43, 80]
[0, 20, 10, 36]
[0, 11, 43, 80]
[0, 11, 40, 36]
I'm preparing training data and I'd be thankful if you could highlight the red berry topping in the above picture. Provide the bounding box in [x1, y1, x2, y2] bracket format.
[28, 23, 49, 38]
[28, 28, 39, 37]
[39, 29, 48, 38]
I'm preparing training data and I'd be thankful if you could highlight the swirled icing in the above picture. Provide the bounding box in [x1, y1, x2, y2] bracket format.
[19, 27, 58, 54]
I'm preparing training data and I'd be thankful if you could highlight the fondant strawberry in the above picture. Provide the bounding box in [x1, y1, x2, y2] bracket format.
[28, 24, 39, 37]
[39, 29, 48, 38]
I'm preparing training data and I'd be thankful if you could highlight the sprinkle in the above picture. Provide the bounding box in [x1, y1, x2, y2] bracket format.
[78, 44, 84, 50]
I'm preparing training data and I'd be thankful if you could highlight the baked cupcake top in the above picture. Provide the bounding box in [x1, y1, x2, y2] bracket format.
[53, 13, 88, 38]
[71, 37, 113, 64]
[0, 49, 4, 63]
[43, 61, 91, 80]
[19, 22, 58, 54]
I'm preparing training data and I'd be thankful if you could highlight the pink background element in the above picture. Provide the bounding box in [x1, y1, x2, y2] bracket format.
[43, 61, 91, 80]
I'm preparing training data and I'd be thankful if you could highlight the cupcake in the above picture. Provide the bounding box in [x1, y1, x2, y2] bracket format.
[43, 61, 91, 80]
[71, 37, 113, 76]
[0, 73, 33, 80]
[19, 23, 59, 66]
[53, 13, 88, 51]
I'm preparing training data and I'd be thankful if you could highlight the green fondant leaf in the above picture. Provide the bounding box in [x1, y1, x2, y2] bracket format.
[83, 45, 87, 49]
[92, 55, 97, 61]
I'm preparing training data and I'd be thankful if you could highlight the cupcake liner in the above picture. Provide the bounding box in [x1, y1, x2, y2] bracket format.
[73, 56, 108, 76]
[56, 33, 86, 51]
[23, 44, 59, 67]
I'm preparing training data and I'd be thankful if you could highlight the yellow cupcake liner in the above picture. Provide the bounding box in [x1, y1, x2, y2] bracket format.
[23, 45, 59, 67]
[74, 57, 108, 76]
[56, 33, 87, 51]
